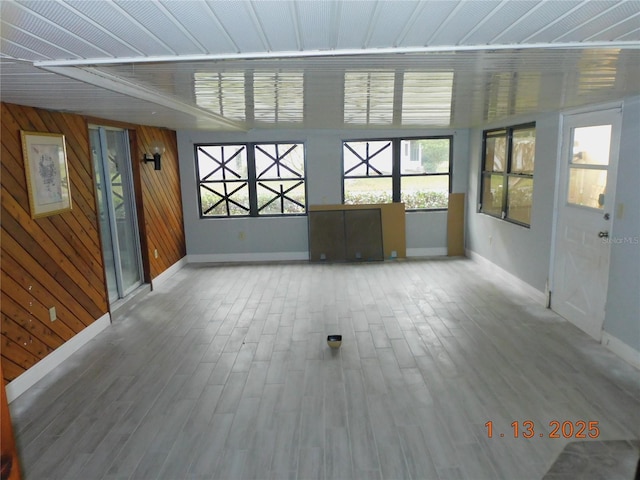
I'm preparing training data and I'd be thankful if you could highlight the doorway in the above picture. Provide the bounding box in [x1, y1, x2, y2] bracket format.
[551, 107, 621, 340]
[90, 126, 144, 305]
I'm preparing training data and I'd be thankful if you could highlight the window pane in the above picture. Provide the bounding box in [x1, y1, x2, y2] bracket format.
[401, 175, 449, 209]
[568, 167, 607, 209]
[200, 182, 249, 216]
[255, 143, 305, 179]
[484, 133, 506, 172]
[400, 138, 450, 174]
[343, 141, 392, 177]
[197, 145, 247, 181]
[344, 177, 392, 205]
[507, 177, 533, 225]
[257, 180, 306, 215]
[571, 125, 612, 165]
[481, 173, 504, 216]
[511, 128, 535, 174]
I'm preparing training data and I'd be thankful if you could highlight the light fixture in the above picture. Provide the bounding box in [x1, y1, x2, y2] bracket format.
[143, 140, 165, 170]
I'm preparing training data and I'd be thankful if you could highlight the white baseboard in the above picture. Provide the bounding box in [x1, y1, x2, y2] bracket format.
[188, 251, 309, 263]
[151, 256, 188, 289]
[466, 248, 547, 304]
[602, 332, 640, 370]
[6, 313, 111, 403]
[406, 247, 448, 257]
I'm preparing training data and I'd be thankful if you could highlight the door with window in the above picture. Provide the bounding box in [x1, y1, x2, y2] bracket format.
[90, 126, 143, 304]
[552, 108, 621, 340]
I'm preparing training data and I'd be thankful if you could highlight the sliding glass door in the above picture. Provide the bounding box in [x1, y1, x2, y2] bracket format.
[90, 126, 143, 304]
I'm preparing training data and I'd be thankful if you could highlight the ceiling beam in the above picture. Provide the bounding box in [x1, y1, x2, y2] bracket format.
[39, 65, 247, 131]
[34, 41, 640, 69]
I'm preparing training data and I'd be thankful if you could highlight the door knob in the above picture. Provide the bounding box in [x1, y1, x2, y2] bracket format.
[598, 231, 609, 238]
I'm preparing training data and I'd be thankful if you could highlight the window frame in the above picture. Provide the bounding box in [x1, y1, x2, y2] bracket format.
[479, 122, 535, 227]
[342, 135, 453, 211]
[195, 141, 307, 218]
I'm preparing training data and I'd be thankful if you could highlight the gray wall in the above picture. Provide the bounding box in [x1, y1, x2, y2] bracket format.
[603, 95, 640, 352]
[466, 112, 559, 293]
[177, 127, 469, 259]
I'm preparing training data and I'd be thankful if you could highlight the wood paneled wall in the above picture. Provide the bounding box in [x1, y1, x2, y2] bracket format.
[136, 127, 186, 280]
[1, 103, 186, 384]
[1, 102, 108, 383]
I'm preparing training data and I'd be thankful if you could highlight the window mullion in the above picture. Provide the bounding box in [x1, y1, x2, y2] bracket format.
[503, 129, 513, 218]
[247, 144, 258, 216]
[392, 139, 401, 203]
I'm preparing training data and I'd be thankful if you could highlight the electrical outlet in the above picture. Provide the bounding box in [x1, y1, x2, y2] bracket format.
[49, 306, 57, 322]
[238, 231, 246, 240]
[154, 248, 158, 259]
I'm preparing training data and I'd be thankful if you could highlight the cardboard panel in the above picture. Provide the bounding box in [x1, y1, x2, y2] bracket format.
[447, 193, 465, 256]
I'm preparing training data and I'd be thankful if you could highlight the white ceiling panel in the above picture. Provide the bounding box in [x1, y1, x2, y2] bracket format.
[492, 1, 584, 44]
[250, 1, 299, 52]
[208, 1, 270, 52]
[295, 1, 339, 50]
[527, 1, 629, 43]
[429, 1, 503, 45]
[0, 23, 65, 60]
[115, 1, 205, 55]
[399, 1, 460, 46]
[335, 1, 377, 48]
[553, 1, 640, 42]
[158, 1, 237, 54]
[13, 0, 143, 58]
[65, 0, 175, 57]
[10, 2, 113, 58]
[365, 2, 423, 48]
[590, 14, 640, 41]
[462, 1, 541, 45]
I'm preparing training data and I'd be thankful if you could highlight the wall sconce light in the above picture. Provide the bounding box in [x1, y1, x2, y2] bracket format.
[143, 140, 165, 170]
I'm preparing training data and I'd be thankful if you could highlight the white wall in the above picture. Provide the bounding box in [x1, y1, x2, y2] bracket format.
[177, 127, 469, 261]
[603, 95, 640, 353]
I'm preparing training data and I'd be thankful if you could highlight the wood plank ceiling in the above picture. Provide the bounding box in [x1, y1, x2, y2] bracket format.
[1, 0, 639, 130]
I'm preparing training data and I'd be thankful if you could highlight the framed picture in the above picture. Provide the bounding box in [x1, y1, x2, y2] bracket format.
[20, 131, 72, 218]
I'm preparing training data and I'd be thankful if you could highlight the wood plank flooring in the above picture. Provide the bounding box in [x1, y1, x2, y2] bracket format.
[9, 258, 640, 480]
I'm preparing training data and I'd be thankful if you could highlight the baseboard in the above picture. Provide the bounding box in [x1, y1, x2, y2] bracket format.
[6, 313, 111, 403]
[466, 248, 547, 304]
[151, 256, 188, 289]
[602, 332, 640, 370]
[406, 247, 448, 257]
[187, 251, 309, 263]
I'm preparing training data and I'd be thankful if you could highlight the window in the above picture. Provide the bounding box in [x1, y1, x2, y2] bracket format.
[196, 142, 306, 217]
[480, 123, 535, 226]
[343, 137, 451, 210]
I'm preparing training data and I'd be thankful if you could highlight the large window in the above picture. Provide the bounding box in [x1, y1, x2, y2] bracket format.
[196, 142, 306, 217]
[480, 123, 535, 226]
[343, 137, 451, 210]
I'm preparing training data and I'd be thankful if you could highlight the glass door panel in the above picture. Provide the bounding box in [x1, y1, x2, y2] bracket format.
[90, 126, 143, 303]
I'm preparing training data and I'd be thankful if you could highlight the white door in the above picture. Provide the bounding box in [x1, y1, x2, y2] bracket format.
[551, 108, 621, 340]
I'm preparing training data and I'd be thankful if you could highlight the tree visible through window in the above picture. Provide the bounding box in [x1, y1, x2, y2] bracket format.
[343, 137, 451, 210]
[480, 123, 535, 226]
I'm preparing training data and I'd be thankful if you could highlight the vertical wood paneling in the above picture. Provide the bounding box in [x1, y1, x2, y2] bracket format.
[136, 126, 186, 279]
[1, 102, 109, 383]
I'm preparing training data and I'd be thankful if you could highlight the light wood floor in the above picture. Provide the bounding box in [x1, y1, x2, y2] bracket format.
[10, 258, 640, 480]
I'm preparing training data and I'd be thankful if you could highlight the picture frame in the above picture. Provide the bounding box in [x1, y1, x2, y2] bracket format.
[20, 131, 72, 218]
